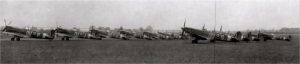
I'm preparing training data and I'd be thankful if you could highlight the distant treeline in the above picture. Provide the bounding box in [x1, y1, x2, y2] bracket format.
[256, 28, 300, 34]
[276, 28, 300, 34]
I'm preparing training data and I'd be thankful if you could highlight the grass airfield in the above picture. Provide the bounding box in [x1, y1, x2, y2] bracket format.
[1, 35, 299, 63]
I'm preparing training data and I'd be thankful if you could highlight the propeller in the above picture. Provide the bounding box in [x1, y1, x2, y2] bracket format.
[4, 19, 7, 26]
[50, 21, 60, 39]
[181, 19, 186, 39]
[2, 18, 12, 32]
[3, 18, 12, 26]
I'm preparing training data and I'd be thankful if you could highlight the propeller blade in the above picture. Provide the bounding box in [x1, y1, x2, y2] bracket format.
[4, 19, 7, 26]
[181, 19, 186, 39]
[8, 21, 12, 25]
[183, 19, 186, 28]
[1, 26, 6, 32]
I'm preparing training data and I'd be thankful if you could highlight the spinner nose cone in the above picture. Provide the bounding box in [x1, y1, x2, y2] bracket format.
[181, 27, 187, 30]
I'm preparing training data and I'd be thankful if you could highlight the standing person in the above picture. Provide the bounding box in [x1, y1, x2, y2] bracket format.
[244, 32, 252, 42]
[236, 31, 242, 41]
[247, 32, 252, 39]
[288, 35, 292, 41]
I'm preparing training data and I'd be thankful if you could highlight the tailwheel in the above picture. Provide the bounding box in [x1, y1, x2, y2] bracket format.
[61, 38, 65, 40]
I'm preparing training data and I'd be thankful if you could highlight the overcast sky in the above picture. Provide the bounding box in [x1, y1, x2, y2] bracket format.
[0, 0, 299, 31]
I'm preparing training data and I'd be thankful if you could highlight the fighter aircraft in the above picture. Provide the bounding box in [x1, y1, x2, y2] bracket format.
[180, 20, 240, 43]
[53, 27, 79, 40]
[181, 28, 217, 43]
[1, 19, 55, 41]
[158, 32, 181, 40]
[118, 29, 135, 40]
[134, 31, 145, 39]
[89, 29, 109, 40]
[239, 29, 291, 42]
[258, 32, 275, 41]
[274, 35, 292, 41]
[110, 26, 135, 40]
[244, 31, 276, 42]
[213, 26, 239, 42]
[157, 32, 173, 40]
[181, 21, 217, 43]
[76, 30, 106, 40]
[54, 25, 110, 40]
[78, 26, 110, 40]
[142, 31, 159, 40]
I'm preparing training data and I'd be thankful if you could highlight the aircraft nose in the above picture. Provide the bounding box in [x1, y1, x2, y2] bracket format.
[181, 27, 187, 30]
[181, 27, 185, 29]
[1, 26, 7, 32]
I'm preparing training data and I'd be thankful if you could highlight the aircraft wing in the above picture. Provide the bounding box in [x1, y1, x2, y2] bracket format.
[182, 27, 210, 40]
[96, 34, 107, 38]
[2, 32, 29, 38]
[190, 33, 210, 40]
[158, 32, 170, 36]
[55, 33, 73, 38]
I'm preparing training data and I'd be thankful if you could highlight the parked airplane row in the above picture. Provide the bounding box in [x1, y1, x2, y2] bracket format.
[1, 19, 292, 43]
[1, 19, 184, 41]
[181, 21, 292, 44]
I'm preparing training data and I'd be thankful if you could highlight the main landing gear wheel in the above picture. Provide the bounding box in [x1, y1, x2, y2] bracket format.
[66, 37, 69, 40]
[253, 38, 260, 41]
[11, 38, 15, 41]
[61, 37, 70, 41]
[10, 37, 21, 41]
[16, 38, 20, 41]
[210, 40, 215, 43]
[263, 38, 267, 41]
[192, 40, 198, 44]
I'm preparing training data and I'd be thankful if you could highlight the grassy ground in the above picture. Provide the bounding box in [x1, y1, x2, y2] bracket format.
[1, 35, 299, 63]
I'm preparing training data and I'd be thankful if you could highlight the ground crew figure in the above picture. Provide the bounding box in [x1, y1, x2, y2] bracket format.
[245, 32, 252, 42]
[236, 31, 242, 41]
[288, 35, 292, 41]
